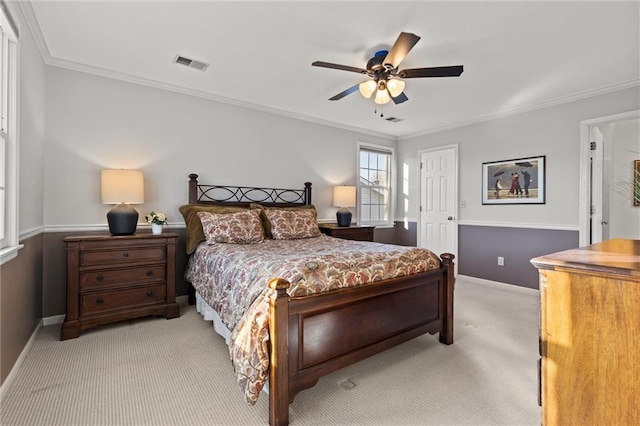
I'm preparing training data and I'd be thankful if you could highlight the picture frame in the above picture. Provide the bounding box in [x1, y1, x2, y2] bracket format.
[634, 159, 640, 207]
[482, 155, 546, 205]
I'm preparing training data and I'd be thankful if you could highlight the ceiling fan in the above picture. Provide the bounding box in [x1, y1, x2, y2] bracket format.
[312, 32, 463, 105]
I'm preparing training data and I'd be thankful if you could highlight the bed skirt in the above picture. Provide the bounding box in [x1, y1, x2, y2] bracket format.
[195, 291, 271, 395]
[195, 292, 232, 345]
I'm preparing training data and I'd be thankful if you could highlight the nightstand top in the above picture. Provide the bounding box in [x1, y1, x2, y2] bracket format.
[318, 223, 374, 230]
[64, 232, 178, 242]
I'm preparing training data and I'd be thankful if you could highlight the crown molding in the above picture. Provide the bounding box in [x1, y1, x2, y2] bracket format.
[18, 1, 395, 141]
[19, 0, 637, 144]
[17, 0, 51, 63]
[399, 79, 640, 141]
[45, 57, 397, 141]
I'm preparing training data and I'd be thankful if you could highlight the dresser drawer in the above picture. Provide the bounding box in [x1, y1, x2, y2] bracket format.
[80, 265, 166, 290]
[81, 247, 166, 266]
[81, 284, 166, 315]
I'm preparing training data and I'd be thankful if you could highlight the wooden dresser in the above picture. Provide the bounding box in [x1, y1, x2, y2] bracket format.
[531, 239, 640, 425]
[318, 224, 375, 241]
[61, 233, 180, 340]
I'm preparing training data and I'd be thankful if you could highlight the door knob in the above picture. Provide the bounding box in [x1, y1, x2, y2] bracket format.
[447, 216, 454, 221]
[601, 220, 608, 225]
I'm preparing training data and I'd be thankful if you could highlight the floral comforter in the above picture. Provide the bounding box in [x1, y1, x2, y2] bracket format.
[185, 235, 441, 404]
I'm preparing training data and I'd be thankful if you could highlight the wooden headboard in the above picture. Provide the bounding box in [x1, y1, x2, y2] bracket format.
[188, 173, 312, 207]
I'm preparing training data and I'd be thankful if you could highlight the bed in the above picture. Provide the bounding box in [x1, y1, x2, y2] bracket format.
[182, 173, 455, 425]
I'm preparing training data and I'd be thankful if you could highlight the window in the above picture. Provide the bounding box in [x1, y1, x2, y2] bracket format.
[357, 143, 394, 226]
[0, 2, 19, 263]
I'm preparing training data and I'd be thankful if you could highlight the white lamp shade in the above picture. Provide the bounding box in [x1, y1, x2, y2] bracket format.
[358, 80, 376, 99]
[333, 185, 356, 207]
[386, 79, 405, 98]
[374, 88, 391, 105]
[101, 169, 144, 204]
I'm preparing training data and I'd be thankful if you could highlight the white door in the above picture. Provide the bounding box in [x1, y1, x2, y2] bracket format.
[419, 146, 457, 259]
[590, 126, 604, 244]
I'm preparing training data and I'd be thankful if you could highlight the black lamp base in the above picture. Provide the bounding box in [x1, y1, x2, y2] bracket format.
[106, 203, 139, 235]
[336, 207, 352, 227]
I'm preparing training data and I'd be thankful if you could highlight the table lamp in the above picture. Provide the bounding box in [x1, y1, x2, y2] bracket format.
[333, 185, 356, 227]
[101, 169, 144, 235]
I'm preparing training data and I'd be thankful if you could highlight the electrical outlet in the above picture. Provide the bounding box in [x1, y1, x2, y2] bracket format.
[497, 256, 504, 266]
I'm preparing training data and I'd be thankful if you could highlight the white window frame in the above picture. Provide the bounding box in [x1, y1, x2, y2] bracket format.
[0, 1, 20, 265]
[357, 142, 395, 227]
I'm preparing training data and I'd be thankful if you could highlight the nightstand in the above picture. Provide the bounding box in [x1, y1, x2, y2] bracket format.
[318, 224, 375, 242]
[61, 233, 180, 340]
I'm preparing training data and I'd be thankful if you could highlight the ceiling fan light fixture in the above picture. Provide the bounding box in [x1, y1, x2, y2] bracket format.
[387, 79, 405, 98]
[358, 80, 376, 99]
[374, 88, 391, 105]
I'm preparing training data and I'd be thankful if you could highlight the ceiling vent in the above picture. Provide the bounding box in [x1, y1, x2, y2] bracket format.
[385, 117, 403, 123]
[174, 55, 209, 71]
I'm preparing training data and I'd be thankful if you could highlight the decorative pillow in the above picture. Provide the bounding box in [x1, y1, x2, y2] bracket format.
[250, 204, 318, 239]
[179, 204, 249, 254]
[197, 210, 264, 244]
[265, 209, 321, 240]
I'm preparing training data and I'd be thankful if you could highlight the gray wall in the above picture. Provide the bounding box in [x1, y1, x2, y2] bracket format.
[0, 3, 47, 386]
[458, 226, 579, 289]
[40, 67, 396, 317]
[396, 87, 640, 289]
[0, 235, 43, 384]
[43, 67, 396, 228]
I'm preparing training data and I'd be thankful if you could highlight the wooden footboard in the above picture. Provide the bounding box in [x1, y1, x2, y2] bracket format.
[268, 253, 455, 426]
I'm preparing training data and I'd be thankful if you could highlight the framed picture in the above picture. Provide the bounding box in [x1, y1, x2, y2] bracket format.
[482, 155, 546, 204]
[634, 159, 640, 207]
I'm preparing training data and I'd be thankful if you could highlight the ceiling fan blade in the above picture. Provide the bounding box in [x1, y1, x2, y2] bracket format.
[391, 92, 408, 104]
[329, 84, 360, 101]
[398, 65, 464, 79]
[383, 32, 421, 69]
[312, 61, 367, 74]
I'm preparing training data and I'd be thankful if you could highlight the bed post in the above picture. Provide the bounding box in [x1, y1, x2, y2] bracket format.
[268, 278, 291, 426]
[188, 173, 199, 204]
[439, 253, 455, 345]
[304, 182, 312, 205]
[186, 174, 199, 305]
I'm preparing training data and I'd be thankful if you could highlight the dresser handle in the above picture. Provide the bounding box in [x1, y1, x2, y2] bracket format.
[96, 274, 104, 281]
[146, 291, 154, 297]
[96, 297, 104, 304]
[123, 252, 129, 258]
[146, 270, 153, 276]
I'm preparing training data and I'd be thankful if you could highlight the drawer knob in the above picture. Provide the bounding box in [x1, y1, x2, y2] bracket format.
[96, 274, 104, 281]
[96, 297, 104, 304]
[146, 291, 154, 297]
[123, 252, 129, 258]
[146, 270, 153, 277]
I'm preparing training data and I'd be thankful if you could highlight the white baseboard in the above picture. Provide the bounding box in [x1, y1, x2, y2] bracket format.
[457, 274, 539, 294]
[0, 319, 42, 402]
[43, 314, 65, 326]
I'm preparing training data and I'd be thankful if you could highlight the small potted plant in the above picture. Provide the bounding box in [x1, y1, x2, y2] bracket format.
[146, 211, 168, 234]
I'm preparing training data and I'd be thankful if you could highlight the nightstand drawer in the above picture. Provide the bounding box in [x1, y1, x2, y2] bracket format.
[80, 265, 166, 290]
[81, 284, 166, 315]
[81, 247, 166, 266]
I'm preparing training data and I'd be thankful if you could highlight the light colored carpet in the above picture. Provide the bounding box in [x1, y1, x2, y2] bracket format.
[0, 278, 541, 425]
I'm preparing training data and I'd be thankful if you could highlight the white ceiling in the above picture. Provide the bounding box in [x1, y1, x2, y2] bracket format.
[22, 1, 640, 139]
